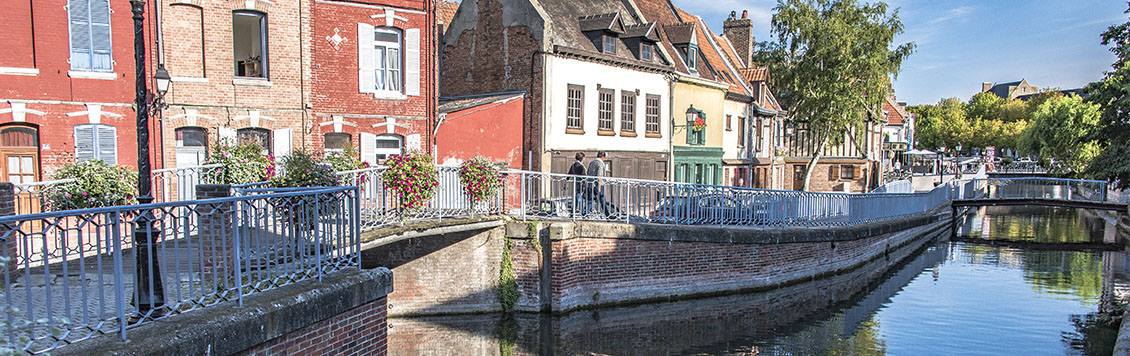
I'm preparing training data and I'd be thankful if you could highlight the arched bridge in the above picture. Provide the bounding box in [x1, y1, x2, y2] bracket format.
[951, 177, 1128, 212]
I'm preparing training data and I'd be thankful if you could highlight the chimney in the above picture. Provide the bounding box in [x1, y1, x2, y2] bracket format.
[982, 82, 993, 93]
[723, 9, 755, 68]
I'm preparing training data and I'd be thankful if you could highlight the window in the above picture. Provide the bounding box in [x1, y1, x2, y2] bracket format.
[598, 88, 614, 132]
[726, 115, 732, 131]
[68, 0, 113, 71]
[233, 11, 267, 78]
[641, 43, 652, 61]
[175, 127, 208, 167]
[603, 35, 616, 53]
[620, 91, 635, 134]
[74, 124, 116, 165]
[373, 134, 402, 161]
[738, 116, 746, 147]
[324, 132, 352, 153]
[840, 165, 856, 180]
[237, 127, 271, 155]
[686, 46, 698, 71]
[373, 27, 403, 93]
[645, 94, 661, 136]
[566, 84, 584, 132]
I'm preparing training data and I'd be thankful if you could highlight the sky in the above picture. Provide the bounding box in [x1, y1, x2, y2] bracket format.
[673, 0, 1125, 105]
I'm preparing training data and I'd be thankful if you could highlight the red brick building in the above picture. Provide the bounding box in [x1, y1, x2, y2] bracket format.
[311, 0, 438, 164]
[0, 0, 149, 181]
[436, 91, 526, 168]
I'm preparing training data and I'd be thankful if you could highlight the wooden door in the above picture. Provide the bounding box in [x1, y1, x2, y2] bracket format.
[792, 165, 806, 191]
[0, 125, 40, 214]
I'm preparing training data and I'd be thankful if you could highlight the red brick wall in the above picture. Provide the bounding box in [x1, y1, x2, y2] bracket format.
[0, 0, 150, 176]
[311, 0, 437, 154]
[236, 296, 388, 356]
[436, 96, 524, 168]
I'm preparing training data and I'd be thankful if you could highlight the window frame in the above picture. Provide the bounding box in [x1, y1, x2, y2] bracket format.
[566, 84, 585, 133]
[840, 164, 856, 180]
[603, 35, 616, 54]
[645, 94, 661, 137]
[372, 134, 403, 162]
[237, 127, 272, 155]
[232, 10, 269, 78]
[725, 114, 732, 131]
[640, 43, 652, 61]
[67, 0, 114, 72]
[373, 27, 404, 94]
[620, 90, 636, 135]
[686, 45, 698, 72]
[324, 132, 353, 153]
[597, 88, 615, 134]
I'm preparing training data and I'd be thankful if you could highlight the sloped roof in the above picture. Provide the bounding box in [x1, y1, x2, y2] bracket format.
[578, 12, 625, 33]
[438, 0, 459, 25]
[537, 0, 666, 68]
[987, 80, 1023, 98]
[632, 0, 691, 73]
[713, 32, 745, 69]
[439, 91, 526, 114]
[674, 7, 750, 96]
[662, 22, 696, 44]
[741, 67, 769, 82]
[623, 22, 660, 42]
[883, 94, 908, 125]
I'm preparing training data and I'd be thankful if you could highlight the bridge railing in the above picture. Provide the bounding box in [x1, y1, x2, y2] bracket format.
[962, 177, 1110, 203]
[337, 166, 504, 231]
[152, 164, 223, 203]
[0, 187, 360, 355]
[505, 170, 952, 227]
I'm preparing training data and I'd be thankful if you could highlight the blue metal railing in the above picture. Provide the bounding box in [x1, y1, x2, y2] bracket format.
[0, 187, 360, 354]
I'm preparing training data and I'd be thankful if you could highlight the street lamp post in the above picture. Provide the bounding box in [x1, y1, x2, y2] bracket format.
[130, 0, 167, 315]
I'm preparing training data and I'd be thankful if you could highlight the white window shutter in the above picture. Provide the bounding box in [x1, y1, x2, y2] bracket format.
[405, 28, 421, 96]
[358, 23, 376, 94]
[73, 125, 95, 163]
[95, 125, 117, 165]
[406, 134, 421, 152]
[219, 127, 237, 143]
[89, 0, 112, 70]
[273, 128, 292, 159]
[360, 132, 377, 164]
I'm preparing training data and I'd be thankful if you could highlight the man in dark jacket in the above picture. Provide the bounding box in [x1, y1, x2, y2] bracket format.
[569, 152, 588, 215]
[587, 151, 611, 218]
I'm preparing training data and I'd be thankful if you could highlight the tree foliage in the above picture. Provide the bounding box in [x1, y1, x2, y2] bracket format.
[909, 93, 1031, 153]
[1084, 6, 1130, 189]
[766, 0, 914, 190]
[1019, 95, 1101, 176]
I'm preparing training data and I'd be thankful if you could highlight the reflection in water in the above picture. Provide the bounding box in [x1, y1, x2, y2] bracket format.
[390, 206, 1129, 355]
[958, 206, 1110, 244]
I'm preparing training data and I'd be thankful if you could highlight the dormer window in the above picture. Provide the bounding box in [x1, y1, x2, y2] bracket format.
[603, 35, 616, 53]
[641, 44, 652, 61]
[686, 46, 698, 71]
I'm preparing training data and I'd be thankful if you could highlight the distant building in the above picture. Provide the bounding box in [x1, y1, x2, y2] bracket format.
[981, 79, 1039, 99]
[881, 95, 913, 172]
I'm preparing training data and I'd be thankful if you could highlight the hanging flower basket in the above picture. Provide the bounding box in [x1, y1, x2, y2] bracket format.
[692, 112, 707, 132]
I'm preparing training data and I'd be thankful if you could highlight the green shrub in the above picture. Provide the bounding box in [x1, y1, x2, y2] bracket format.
[322, 146, 369, 172]
[205, 141, 274, 185]
[382, 152, 438, 211]
[48, 160, 137, 210]
[270, 151, 341, 187]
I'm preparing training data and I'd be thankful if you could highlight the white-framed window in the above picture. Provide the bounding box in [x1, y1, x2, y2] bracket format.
[373, 27, 402, 93]
[603, 35, 616, 53]
[324, 132, 352, 153]
[74, 124, 116, 164]
[175, 127, 208, 167]
[68, 0, 113, 72]
[238, 127, 271, 155]
[641, 43, 652, 61]
[233, 11, 268, 78]
[358, 23, 420, 97]
[686, 46, 698, 71]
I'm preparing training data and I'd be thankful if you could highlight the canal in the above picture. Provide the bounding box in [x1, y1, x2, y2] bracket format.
[388, 206, 1130, 355]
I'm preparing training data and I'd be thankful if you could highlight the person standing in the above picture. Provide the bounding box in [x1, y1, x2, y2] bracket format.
[587, 151, 611, 218]
[569, 152, 588, 215]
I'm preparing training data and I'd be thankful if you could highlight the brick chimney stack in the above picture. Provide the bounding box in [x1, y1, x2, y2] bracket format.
[723, 9, 755, 68]
[982, 82, 994, 93]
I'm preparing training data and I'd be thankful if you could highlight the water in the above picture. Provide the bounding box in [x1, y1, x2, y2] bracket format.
[389, 206, 1130, 355]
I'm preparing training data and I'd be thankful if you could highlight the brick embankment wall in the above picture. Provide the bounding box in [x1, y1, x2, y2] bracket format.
[54, 268, 393, 356]
[506, 214, 947, 312]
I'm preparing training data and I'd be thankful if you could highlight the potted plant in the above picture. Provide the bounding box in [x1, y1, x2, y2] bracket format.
[382, 152, 438, 220]
[459, 157, 503, 215]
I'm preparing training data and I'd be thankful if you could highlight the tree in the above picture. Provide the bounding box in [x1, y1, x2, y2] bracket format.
[1019, 95, 1100, 176]
[1084, 6, 1130, 189]
[768, 0, 914, 190]
[909, 97, 969, 150]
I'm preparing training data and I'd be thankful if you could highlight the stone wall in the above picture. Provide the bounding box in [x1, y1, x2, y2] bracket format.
[55, 268, 393, 356]
[366, 212, 946, 316]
